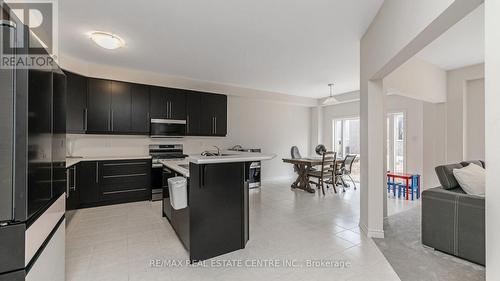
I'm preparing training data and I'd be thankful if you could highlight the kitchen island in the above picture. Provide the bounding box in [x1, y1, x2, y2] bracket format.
[160, 152, 275, 262]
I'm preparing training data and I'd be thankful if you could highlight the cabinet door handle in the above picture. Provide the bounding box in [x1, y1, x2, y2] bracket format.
[166, 101, 169, 119]
[96, 162, 99, 183]
[187, 115, 189, 133]
[66, 169, 70, 198]
[73, 166, 77, 191]
[169, 102, 172, 119]
[111, 110, 114, 131]
[84, 109, 88, 131]
[215, 117, 217, 134]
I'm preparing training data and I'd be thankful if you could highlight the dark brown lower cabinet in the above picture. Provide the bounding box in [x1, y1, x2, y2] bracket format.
[66, 159, 151, 210]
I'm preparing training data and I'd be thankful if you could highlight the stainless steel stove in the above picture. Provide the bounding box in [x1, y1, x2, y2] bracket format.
[149, 144, 186, 200]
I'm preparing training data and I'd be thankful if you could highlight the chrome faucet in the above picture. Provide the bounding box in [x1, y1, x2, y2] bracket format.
[213, 146, 221, 156]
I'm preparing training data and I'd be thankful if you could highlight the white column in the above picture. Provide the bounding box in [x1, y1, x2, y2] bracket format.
[360, 79, 385, 238]
[485, 0, 500, 278]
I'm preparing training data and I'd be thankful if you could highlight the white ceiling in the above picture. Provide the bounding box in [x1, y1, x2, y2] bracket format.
[59, 0, 384, 98]
[417, 4, 484, 71]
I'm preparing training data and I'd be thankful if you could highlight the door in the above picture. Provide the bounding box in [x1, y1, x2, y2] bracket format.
[130, 84, 150, 134]
[333, 118, 360, 158]
[110, 81, 131, 133]
[333, 118, 360, 181]
[87, 78, 111, 133]
[186, 92, 201, 135]
[78, 161, 100, 205]
[387, 112, 405, 173]
[65, 71, 87, 133]
[149, 86, 168, 119]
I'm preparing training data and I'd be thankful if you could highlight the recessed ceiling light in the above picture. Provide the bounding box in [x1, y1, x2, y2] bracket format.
[90, 31, 125, 50]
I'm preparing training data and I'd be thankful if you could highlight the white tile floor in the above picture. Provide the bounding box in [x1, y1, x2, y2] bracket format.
[66, 179, 400, 281]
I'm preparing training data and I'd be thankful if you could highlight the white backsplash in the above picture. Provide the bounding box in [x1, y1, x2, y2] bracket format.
[66, 134, 236, 158]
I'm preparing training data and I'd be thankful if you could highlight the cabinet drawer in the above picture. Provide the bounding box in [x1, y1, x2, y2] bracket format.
[100, 160, 151, 176]
[101, 175, 150, 191]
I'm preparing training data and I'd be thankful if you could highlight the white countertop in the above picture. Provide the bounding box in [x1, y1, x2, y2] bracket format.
[187, 151, 276, 164]
[66, 156, 151, 168]
[159, 159, 190, 177]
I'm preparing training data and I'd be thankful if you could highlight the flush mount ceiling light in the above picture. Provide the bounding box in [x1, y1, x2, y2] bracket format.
[322, 83, 338, 105]
[90, 31, 125, 50]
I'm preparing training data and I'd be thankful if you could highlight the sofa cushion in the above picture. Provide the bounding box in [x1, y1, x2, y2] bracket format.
[460, 160, 485, 168]
[453, 163, 485, 197]
[435, 163, 464, 190]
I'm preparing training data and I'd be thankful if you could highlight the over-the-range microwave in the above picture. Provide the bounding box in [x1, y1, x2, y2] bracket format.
[150, 119, 186, 138]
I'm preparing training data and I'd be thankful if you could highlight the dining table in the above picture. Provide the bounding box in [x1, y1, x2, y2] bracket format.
[282, 157, 344, 193]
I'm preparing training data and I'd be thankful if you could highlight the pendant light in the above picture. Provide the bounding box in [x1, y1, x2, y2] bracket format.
[322, 83, 338, 105]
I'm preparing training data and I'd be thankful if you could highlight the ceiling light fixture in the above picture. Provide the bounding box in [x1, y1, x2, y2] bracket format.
[322, 83, 338, 105]
[90, 31, 125, 50]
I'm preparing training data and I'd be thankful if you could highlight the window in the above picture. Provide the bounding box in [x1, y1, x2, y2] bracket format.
[333, 118, 360, 158]
[387, 112, 405, 173]
[333, 118, 360, 182]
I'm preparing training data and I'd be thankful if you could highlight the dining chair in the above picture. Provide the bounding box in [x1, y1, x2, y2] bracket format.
[308, 151, 337, 195]
[339, 154, 357, 190]
[290, 146, 302, 173]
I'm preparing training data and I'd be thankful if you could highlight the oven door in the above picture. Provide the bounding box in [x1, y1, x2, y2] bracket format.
[150, 119, 186, 138]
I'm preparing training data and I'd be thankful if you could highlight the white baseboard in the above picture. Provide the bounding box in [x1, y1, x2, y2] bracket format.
[359, 222, 385, 238]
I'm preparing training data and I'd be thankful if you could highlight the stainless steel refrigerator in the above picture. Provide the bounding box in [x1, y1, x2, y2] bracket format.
[1, 4, 66, 280]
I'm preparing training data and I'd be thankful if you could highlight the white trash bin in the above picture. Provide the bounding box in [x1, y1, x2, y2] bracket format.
[168, 176, 188, 210]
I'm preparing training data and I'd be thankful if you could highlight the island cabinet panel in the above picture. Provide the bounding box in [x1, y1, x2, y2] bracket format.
[188, 162, 247, 261]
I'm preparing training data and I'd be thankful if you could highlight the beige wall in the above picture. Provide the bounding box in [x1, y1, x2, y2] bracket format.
[464, 78, 485, 160]
[384, 57, 447, 103]
[422, 102, 447, 188]
[446, 63, 485, 162]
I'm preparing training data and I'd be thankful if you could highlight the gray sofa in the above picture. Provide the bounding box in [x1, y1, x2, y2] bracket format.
[421, 160, 485, 265]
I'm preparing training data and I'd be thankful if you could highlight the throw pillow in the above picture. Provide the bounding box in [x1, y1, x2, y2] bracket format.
[453, 163, 485, 197]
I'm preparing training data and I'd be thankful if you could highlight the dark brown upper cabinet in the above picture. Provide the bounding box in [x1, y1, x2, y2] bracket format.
[87, 78, 112, 133]
[186, 91, 202, 136]
[64, 71, 226, 137]
[150, 86, 186, 120]
[130, 84, 150, 134]
[200, 93, 227, 136]
[66, 71, 87, 133]
[110, 81, 132, 133]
